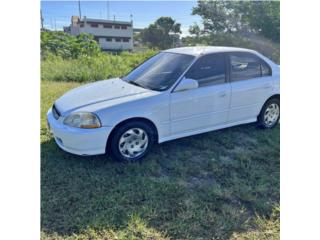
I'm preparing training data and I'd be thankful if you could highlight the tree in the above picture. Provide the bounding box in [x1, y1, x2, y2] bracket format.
[192, 0, 232, 33]
[189, 23, 201, 37]
[243, 1, 280, 42]
[191, 0, 280, 42]
[141, 17, 181, 49]
[41, 31, 101, 59]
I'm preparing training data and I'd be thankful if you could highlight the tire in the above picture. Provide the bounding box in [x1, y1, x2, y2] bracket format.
[258, 97, 280, 129]
[109, 121, 155, 162]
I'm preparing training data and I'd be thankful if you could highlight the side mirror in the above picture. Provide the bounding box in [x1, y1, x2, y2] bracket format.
[174, 78, 199, 92]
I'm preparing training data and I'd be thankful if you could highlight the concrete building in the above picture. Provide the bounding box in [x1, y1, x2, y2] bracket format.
[65, 16, 133, 51]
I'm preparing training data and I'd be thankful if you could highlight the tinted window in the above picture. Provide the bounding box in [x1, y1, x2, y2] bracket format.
[261, 61, 272, 76]
[229, 53, 272, 81]
[230, 53, 261, 81]
[185, 53, 226, 87]
[123, 52, 195, 91]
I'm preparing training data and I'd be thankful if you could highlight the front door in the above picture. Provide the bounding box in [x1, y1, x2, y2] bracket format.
[170, 53, 231, 135]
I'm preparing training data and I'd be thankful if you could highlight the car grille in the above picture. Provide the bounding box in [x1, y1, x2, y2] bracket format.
[52, 104, 60, 120]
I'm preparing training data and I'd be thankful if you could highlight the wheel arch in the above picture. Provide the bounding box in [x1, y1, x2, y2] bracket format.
[105, 117, 159, 154]
[268, 94, 280, 101]
[258, 94, 280, 116]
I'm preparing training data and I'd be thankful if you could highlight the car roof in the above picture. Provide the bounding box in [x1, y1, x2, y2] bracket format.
[163, 46, 258, 57]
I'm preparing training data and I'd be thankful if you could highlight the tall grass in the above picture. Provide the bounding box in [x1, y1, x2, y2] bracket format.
[41, 50, 157, 82]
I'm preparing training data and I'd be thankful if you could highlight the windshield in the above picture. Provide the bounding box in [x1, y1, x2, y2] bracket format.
[123, 52, 195, 91]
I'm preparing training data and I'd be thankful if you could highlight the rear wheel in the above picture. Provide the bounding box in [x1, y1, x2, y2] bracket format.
[109, 121, 155, 161]
[258, 98, 280, 129]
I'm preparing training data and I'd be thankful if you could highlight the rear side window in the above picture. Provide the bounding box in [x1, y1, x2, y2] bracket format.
[229, 53, 272, 81]
[261, 61, 272, 76]
[185, 53, 226, 87]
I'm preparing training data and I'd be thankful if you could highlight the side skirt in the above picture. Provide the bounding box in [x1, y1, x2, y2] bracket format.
[158, 118, 257, 143]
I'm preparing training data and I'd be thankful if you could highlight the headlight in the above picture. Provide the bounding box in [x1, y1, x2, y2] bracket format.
[63, 112, 101, 129]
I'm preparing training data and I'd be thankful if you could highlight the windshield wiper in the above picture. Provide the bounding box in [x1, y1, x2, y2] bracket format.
[128, 81, 147, 89]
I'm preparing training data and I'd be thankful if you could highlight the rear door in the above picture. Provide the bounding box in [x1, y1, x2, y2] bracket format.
[227, 52, 273, 123]
[170, 53, 231, 135]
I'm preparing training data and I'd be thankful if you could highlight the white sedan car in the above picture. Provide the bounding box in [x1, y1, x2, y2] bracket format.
[47, 46, 280, 161]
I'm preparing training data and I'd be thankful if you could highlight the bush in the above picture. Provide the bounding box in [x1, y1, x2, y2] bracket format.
[41, 50, 158, 82]
[41, 31, 101, 59]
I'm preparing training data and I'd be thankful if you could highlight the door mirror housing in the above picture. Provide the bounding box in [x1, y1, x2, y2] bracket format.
[174, 78, 199, 92]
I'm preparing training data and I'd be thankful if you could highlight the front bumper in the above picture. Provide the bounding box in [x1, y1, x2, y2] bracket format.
[47, 109, 112, 156]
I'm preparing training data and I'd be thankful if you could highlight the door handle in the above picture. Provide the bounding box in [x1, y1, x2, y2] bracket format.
[263, 84, 272, 89]
[218, 91, 227, 97]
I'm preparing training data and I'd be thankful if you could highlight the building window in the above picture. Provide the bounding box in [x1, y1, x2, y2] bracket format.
[91, 23, 98, 28]
[122, 38, 130, 42]
[115, 37, 121, 42]
[106, 37, 113, 42]
[114, 25, 120, 29]
[121, 26, 127, 29]
[103, 24, 112, 28]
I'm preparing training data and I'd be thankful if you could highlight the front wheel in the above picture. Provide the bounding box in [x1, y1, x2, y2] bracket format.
[258, 98, 280, 129]
[109, 121, 155, 161]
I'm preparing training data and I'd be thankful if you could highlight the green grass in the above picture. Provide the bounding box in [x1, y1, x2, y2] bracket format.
[41, 50, 157, 82]
[41, 81, 279, 240]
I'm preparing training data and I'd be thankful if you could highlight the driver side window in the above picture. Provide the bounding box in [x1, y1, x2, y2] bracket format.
[185, 53, 226, 87]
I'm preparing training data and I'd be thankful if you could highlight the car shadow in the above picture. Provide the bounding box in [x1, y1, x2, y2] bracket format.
[41, 123, 280, 239]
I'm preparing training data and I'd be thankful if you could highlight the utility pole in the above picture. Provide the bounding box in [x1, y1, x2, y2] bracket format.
[107, 1, 110, 20]
[40, 10, 44, 30]
[78, 0, 82, 19]
[54, 18, 57, 31]
[113, 15, 115, 21]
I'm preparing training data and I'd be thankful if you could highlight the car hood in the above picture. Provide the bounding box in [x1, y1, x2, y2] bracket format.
[54, 78, 151, 115]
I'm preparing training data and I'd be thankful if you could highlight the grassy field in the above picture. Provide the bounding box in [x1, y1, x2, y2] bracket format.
[41, 51, 157, 82]
[41, 81, 279, 240]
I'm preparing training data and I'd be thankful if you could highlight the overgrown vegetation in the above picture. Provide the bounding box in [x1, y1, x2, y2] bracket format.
[41, 31, 157, 82]
[41, 31, 279, 83]
[41, 31, 101, 59]
[41, 81, 279, 240]
[41, 49, 157, 82]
